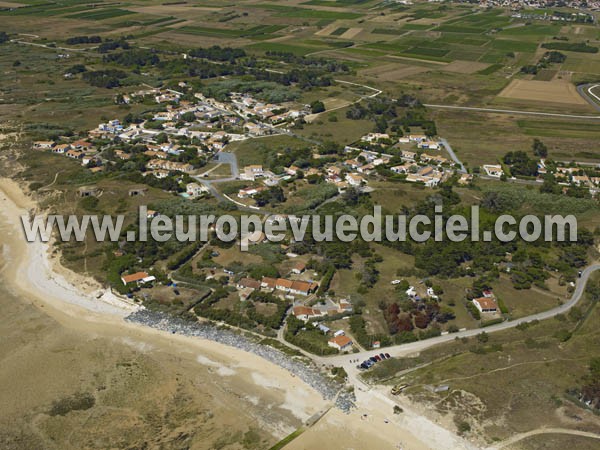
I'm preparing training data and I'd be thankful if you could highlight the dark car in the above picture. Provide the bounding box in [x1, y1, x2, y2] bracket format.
[384, 353, 391, 359]
[374, 355, 382, 362]
[369, 357, 377, 363]
[379, 353, 387, 360]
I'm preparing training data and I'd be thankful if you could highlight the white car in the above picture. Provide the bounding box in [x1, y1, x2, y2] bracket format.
[391, 280, 402, 285]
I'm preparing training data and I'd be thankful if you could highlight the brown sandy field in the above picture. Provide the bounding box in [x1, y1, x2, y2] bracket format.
[340, 27, 363, 39]
[498, 79, 588, 105]
[0, 178, 326, 450]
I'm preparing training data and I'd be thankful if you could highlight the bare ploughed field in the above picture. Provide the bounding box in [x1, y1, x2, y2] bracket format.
[498, 79, 588, 105]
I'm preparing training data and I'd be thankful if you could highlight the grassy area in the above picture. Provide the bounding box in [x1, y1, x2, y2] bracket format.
[431, 109, 600, 167]
[226, 135, 309, 167]
[66, 8, 136, 21]
[387, 278, 600, 442]
[268, 428, 305, 450]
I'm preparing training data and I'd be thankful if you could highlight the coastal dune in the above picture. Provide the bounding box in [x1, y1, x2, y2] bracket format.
[0, 178, 327, 449]
[0, 177, 468, 450]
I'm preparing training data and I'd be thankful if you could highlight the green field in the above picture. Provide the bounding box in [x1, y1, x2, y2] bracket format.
[66, 8, 135, 21]
[330, 27, 349, 36]
[245, 42, 317, 56]
[177, 24, 285, 38]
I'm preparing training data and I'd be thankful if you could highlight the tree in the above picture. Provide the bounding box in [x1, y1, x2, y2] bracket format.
[342, 187, 359, 206]
[503, 151, 538, 177]
[156, 133, 169, 144]
[532, 138, 548, 158]
[540, 174, 560, 194]
[180, 111, 196, 122]
[310, 100, 325, 114]
[0, 31, 9, 44]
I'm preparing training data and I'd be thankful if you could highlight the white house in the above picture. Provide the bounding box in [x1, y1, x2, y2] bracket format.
[345, 173, 365, 187]
[186, 182, 208, 197]
[483, 164, 504, 178]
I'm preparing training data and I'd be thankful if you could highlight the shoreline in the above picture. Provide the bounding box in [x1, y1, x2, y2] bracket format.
[0, 177, 354, 410]
[0, 178, 331, 424]
[0, 177, 473, 449]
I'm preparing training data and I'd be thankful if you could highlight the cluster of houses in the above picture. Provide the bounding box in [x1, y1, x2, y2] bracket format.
[33, 139, 104, 172]
[32, 86, 312, 188]
[539, 160, 600, 193]
[291, 303, 355, 352]
[482, 159, 600, 196]
[291, 298, 353, 321]
[236, 276, 319, 297]
[355, 133, 455, 188]
[234, 133, 459, 203]
[229, 92, 308, 125]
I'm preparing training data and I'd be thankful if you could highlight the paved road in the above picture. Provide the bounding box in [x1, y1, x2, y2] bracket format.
[424, 103, 600, 120]
[213, 151, 239, 178]
[577, 83, 600, 112]
[321, 264, 600, 370]
[439, 137, 466, 174]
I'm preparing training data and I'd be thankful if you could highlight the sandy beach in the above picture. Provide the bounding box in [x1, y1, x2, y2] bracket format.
[0, 177, 475, 449]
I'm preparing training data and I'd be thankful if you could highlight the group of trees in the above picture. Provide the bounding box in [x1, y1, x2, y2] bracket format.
[254, 186, 285, 207]
[346, 96, 436, 136]
[188, 45, 246, 62]
[575, 357, 600, 410]
[503, 138, 547, 177]
[542, 41, 598, 54]
[503, 150, 538, 177]
[521, 51, 567, 75]
[194, 286, 289, 332]
[82, 69, 127, 88]
[65, 35, 102, 45]
[98, 39, 130, 53]
[310, 100, 325, 114]
[285, 316, 338, 355]
[104, 48, 159, 67]
[264, 51, 349, 73]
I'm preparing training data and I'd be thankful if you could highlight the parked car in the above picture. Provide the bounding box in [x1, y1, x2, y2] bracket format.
[384, 353, 391, 359]
[379, 353, 387, 360]
[374, 355, 382, 362]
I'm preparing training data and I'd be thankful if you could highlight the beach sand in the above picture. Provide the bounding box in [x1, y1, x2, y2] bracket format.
[0, 178, 327, 449]
[0, 177, 474, 449]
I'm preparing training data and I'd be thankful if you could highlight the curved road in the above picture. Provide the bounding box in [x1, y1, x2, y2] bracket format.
[577, 84, 600, 112]
[320, 263, 600, 368]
